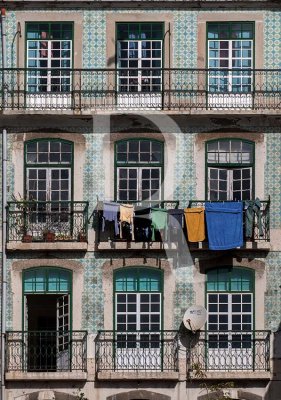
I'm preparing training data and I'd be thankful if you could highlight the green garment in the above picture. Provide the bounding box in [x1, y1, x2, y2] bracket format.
[151, 208, 168, 241]
[244, 198, 263, 238]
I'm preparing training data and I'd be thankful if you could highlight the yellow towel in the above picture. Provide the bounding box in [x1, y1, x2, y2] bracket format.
[184, 207, 205, 242]
[120, 204, 134, 224]
[120, 204, 134, 240]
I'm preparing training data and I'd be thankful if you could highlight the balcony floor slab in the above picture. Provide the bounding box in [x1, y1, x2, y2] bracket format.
[6, 242, 88, 251]
[5, 371, 87, 381]
[97, 371, 179, 381]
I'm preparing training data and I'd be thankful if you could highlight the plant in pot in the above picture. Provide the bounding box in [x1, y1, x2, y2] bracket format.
[22, 229, 33, 243]
[78, 230, 87, 242]
[43, 229, 56, 242]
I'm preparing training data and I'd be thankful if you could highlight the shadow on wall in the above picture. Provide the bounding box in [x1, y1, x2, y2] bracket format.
[264, 326, 281, 400]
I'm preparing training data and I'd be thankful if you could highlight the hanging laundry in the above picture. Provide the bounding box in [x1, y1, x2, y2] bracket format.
[167, 209, 184, 239]
[120, 204, 134, 239]
[205, 202, 243, 250]
[102, 202, 120, 236]
[244, 198, 263, 238]
[151, 208, 168, 241]
[184, 207, 205, 242]
[134, 207, 152, 242]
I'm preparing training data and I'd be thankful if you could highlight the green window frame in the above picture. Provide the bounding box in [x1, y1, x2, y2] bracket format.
[26, 22, 74, 93]
[114, 267, 163, 334]
[206, 138, 255, 201]
[24, 138, 74, 202]
[206, 267, 254, 351]
[207, 22, 254, 94]
[23, 267, 72, 293]
[116, 22, 164, 94]
[115, 138, 164, 202]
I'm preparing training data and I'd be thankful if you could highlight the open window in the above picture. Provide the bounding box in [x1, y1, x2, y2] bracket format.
[23, 268, 72, 371]
[206, 139, 254, 201]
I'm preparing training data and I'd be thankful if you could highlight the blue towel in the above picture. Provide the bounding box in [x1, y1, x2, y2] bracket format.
[205, 202, 243, 250]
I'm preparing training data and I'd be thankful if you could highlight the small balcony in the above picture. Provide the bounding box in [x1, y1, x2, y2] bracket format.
[5, 331, 87, 380]
[95, 330, 179, 380]
[1, 68, 280, 113]
[6, 201, 88, 251]
[189, 330, 271, 379]
[188, 199, 270, 251]
[95, 200, 180, 251]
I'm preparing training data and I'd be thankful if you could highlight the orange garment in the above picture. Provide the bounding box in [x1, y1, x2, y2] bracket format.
[184, 207, 205, 242]
[120, 204, 134, 239]
[120, 204, 134, 224]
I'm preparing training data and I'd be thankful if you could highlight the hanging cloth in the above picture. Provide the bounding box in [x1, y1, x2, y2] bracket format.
[205, 202, 243, 250]
[167, 209, 184, 243]
[134, 207, 152, 242]
[244, 198, 263, 238]
[120, 204, 134, 239]
[151, 208, 168, 241]
[102, 202, 120, 236]
[184, 207, 205, 242]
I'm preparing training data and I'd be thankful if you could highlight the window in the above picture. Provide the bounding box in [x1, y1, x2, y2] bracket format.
[25, 139, 73, 202]
[115, 139, 163, 201]
[23, 267, 72, 371]
[207, 22, 254, 94]
[206, 267, 254, 369]
[206, 139, 254, 201]
[117, 23, 163, 93]
[26, 22, 73, 93]
[114, 267, 162, 365]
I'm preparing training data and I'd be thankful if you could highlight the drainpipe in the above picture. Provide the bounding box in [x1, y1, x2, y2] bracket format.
[1, 7, 7, 400]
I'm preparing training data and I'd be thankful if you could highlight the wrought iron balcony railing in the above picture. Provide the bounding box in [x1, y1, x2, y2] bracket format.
[189, 330, 270, 372]
[94, 200, 179, 243]
[1, 68, 280, 111]
[95, 330, 179, 372]
[6, 331, 87, 372]
[189, 199, 270, 242]
[7, 201, 89, 243]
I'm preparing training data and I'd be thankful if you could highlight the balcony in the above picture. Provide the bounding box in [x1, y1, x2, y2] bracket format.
[1, 68, 280, 113]
[95, 200, 180, 251]
[189, 330, 270, 379]
[6, 201, 88, 251]
[95, 330, 179, 380]
[5, 331, 87, 380]
[188, 199, 270, 251]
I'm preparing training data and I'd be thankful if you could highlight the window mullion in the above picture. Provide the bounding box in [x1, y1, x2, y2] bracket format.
[138, 41, 142, 92]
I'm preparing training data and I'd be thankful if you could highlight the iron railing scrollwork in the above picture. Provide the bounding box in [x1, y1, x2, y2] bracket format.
[0, 68, 280, 111]
[6, 331, 87, 372]
[188, 330, 271, 372]
[95, 330, 179, 372]
[6, 201, 89, 243]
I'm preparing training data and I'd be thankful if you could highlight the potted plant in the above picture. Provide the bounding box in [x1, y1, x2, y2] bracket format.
[43, 229, 56, 242]
[78, 230, 87, 242]
[22, 230, 33, 243]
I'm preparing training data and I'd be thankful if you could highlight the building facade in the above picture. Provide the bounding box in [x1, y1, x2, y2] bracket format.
[0, 0, 281, 399]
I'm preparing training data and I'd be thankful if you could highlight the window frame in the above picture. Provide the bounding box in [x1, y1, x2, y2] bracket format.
[113, 267, 164, 333]
[206, 21, 255, 94]
[116, 22, 164, 94]
[205, 267, 255, 346]
[24, 138, 74, 202]
[22, 267, 73, 331]
[205, 138, 255, 201]
[114, 138, 164, 202]
[25, 22, 74, 93]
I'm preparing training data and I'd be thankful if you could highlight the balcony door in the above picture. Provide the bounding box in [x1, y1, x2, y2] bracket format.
[26, 22, 73, 109]
[116, 23, 163, 110]
[23, 268, 72, 371]
[206, 267, 254, 371]
[25, 139, 73, 239]
[206, 139, 254, 201]
[114, 267, 162, 370]
[207, 22, 254, 109]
